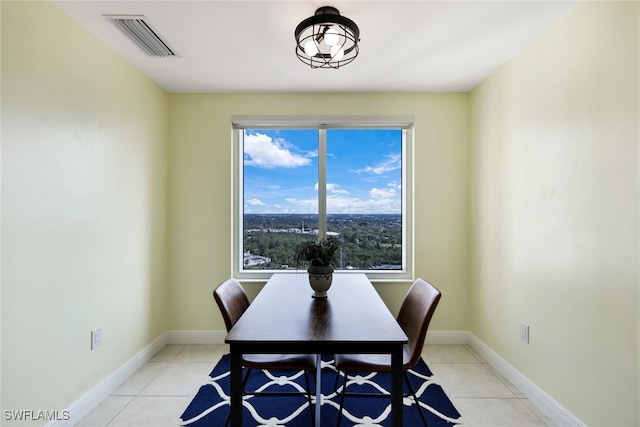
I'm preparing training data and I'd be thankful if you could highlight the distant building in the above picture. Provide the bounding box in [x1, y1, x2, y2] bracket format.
[243, 251, 271, 266]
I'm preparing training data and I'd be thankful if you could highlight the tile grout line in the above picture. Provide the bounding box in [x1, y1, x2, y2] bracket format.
[105, 345, 188, 427]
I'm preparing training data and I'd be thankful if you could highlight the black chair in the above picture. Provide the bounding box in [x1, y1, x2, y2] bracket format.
[334, 278, 442, 426]
[213, 278, 316, 425]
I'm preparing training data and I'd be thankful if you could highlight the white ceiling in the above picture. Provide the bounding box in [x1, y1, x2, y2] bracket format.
[53, 0, 579, 93]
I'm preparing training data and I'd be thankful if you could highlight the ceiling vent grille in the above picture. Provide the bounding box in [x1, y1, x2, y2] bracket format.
[105, 15, 176, 57]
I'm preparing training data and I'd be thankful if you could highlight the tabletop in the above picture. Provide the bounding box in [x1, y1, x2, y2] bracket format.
[225, 272, 407, 347]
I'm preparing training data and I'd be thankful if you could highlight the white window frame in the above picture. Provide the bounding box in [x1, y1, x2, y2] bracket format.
[232, 116, 414, 282]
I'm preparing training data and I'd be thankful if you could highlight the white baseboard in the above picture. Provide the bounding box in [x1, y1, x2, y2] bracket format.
[467, 334, 586, 427]
[46, 332, 169, 427]
[48, 329, 584, 427]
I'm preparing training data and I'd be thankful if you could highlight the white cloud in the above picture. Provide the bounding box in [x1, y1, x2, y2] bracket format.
[283, 197, 318, 213]
[326, 195, 400, 214]
[323, 181, 401, 213]
[327, 183, 349, 195]
[281, 182, 401, 214]
[370, 187, 397, 199]
[271, 191, 401, 215]
[352, 153, 401, 175]
[244, 132, 312, 169]
[314, 182, 350, 195]
[370, 181, 401, 200]
[247, 198, 266, 206]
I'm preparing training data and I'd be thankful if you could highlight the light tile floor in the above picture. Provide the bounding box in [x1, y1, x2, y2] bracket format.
[75, 344, 556, 427]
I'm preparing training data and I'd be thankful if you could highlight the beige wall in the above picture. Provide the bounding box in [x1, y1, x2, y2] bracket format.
[469, 2, 639, 426]
[167, 93, 470, 332]
[3, 0, 639, 426]
[1, 2, 169, 424]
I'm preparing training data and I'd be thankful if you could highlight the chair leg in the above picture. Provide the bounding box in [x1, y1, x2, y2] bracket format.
[404, 371, 428, 426]
[241, 367, 252, 394]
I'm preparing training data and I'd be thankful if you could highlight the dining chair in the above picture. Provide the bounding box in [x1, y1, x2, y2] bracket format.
[333, 278, 442, 427]
[213, 278, 317, 426]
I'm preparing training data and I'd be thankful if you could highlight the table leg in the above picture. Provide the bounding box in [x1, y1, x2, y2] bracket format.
[229, 346, 242, 427]
[391, 346, 403, 427]
[315, 353, 322, 426]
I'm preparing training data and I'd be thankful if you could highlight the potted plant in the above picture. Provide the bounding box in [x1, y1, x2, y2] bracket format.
[294, 236, 341, 298]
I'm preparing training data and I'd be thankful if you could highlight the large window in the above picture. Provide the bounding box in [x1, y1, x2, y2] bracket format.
[233, 117, 413, 281]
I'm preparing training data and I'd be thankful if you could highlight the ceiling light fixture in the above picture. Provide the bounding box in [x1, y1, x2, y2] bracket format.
[294, 6, 360, 69]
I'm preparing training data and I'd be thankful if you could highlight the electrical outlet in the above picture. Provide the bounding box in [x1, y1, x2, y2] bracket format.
[519, 323, 529, 344]
[91, 328, 102, 350]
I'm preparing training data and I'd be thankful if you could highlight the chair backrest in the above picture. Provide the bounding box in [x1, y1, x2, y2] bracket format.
[213, 278, 251, 333]
[396, 278, 442, 368]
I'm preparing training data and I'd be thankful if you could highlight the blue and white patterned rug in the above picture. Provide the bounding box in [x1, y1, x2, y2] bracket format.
[180, 354, 462, 426]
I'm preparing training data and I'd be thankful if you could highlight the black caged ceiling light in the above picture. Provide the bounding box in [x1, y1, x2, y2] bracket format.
[294, 6, 360, 69]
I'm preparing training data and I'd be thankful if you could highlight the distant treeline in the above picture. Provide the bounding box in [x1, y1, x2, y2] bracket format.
[243, 214, 402, 270]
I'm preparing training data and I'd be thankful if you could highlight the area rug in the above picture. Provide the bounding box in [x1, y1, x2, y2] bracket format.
[180, 354, 462, 427]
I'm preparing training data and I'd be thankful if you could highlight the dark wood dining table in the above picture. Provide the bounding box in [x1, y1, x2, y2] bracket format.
[225, 272, 408, 426]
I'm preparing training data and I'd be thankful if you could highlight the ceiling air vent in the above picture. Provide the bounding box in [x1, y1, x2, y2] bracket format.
[105, 15, 176, 57]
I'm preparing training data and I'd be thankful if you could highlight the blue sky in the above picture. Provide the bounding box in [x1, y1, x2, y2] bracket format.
[243, 129, 402, 214]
